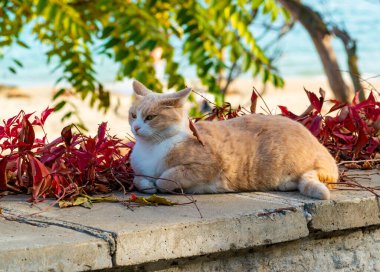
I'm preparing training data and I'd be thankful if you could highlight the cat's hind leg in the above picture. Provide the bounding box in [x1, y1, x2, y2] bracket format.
[298, 170, 330, 200]
[277, 177, 298, 191]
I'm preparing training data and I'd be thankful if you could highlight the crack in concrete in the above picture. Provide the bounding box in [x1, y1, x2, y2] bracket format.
[1, 207, 118, 266]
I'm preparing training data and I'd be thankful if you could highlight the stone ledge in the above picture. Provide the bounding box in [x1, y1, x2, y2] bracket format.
[129, 226, 380, 272]
[0, 170, 379, 271]
[0, 218, 112, 271]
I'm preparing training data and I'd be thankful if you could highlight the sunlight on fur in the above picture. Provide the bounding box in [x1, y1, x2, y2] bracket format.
[128, 80, 338, 200]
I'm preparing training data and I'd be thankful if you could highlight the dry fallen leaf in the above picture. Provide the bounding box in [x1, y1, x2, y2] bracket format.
[59, 194, 119, 209]
[344, 163, 362, 169]
[361, 160, 373, 170]
[126, 194, 176, 206]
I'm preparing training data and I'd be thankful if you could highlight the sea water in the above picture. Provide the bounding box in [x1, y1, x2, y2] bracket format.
[0, 0, 379, 92]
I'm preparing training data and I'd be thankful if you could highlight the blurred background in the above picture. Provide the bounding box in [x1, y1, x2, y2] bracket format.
[0, 0, 379, 138]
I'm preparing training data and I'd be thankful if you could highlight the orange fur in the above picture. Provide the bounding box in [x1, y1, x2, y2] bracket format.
[129, 80, 339, 199]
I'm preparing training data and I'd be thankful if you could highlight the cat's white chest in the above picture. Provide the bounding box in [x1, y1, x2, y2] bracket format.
[130, 133, 187, 178]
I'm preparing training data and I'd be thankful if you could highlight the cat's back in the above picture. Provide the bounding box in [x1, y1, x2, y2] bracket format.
[192, 114, 333, 190]
[195, 114, 315, 145]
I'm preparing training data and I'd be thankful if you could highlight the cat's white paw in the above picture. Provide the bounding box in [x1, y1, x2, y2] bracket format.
[134, 178, 157, 194]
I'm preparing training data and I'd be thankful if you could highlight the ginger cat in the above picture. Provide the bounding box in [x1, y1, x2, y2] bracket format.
[129, 80, 338, 200]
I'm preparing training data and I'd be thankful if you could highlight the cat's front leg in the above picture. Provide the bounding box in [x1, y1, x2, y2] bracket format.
[156, 166, 190, 193]
[133, 176, 157, 194]
[155, 169, 182, 193]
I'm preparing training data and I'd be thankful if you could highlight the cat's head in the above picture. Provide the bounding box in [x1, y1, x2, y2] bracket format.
[129, 80, 191, 141]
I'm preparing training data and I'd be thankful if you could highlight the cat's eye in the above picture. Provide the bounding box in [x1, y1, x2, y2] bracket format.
[145, 115, 157, 121]
[130, 113, 137, 119]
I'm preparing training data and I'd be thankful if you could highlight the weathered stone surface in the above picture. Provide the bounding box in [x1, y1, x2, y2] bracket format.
[0, 170, 379, 270]
[0, 194, 309, 268]
[149, 227, 380, 272]
[305, 194, 380, 232]
[0, 219, 112, 272]
[114, 207, 308, 266]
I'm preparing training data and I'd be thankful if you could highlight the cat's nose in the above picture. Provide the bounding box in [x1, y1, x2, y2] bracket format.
[134, 125, 141, 133]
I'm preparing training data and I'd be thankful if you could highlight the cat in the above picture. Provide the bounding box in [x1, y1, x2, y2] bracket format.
[128, 80, 338, 200]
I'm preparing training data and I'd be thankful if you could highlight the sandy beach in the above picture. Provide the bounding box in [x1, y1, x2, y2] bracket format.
[1, 76, 379, 141]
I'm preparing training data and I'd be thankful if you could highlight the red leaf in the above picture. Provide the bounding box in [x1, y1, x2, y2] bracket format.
[0, 157, 8, 190]
[328, 100, 347, 114]
[352, 91, 361, 105]
[332, 131, 355, 143]
[188, 120, 204, 146]
[278, 106, 299, 119]
[0, 126, 5, 139]
[18, 116, 35, 152]
[28, 154, 52, 201]
[250, 90, 258, 113]
[97, 122, 107, 146]
[304, 89, 322, 113]
[40, 107, 54, 125]
[353, 91, 376, 110]
[125, 141, 135, 149]
[338, 106, 349, 121]
[61, 125, 73, 146]
[354, 125, 369, 158]
[308, 116, 323, 136]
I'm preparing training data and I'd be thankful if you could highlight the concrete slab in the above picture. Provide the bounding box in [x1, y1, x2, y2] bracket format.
[0, 169, 379, 269]
[0, 216, 112, 272]
[0, 194, 309, 267]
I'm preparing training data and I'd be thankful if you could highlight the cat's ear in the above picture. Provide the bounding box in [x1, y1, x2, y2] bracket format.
[161, 87, 192, 107]
[132, 80, 152, 96]
[134, 94, 144, 101]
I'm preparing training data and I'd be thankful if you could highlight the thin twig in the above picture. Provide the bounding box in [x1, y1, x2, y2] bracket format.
[253, 86, 272, 115]
[191, 89, 217, 107]
[337, 158, 380, 166]
[133, 174, 203, 218]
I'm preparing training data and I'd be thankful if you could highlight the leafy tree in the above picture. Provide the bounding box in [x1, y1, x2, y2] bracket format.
[0, 0, 288, 119]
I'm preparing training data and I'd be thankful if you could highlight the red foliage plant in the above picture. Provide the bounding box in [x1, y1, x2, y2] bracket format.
[0, 108, 134, 202]
[1, 89, 379, 202]
[279, 89, 380, 161]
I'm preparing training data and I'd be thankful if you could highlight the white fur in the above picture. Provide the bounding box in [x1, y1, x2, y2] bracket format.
[134, 178, 157, 194]
[298, 170, 330, 200]
[130, 131, 189, 179]
[130, 110, 149, 137]
[130, 103, 190, 192]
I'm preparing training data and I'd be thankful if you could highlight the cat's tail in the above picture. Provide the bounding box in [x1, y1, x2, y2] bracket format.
[298, 170, 330, 200]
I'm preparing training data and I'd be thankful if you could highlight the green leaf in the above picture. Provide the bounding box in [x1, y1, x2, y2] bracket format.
[141, 40, 157, 50]
[242, 54, 251, 72]
[123, 59, 138, 75]
[53, 88, 66, 100]
[37, 0, 48, 13]
[281, 7, 292, 23]
[271, 7, 279, 21]
[252, 0, 264, 10]
[54, 100, 67, 111]
[13, 58, 23, 68]
[16, 40, 30, 49]
[101, 26, 115, 39]
[8, 67, 16, 74]
[263, 0, 275, 14]
[263, 68, 271, 82]
[103, 37, 121, 49]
